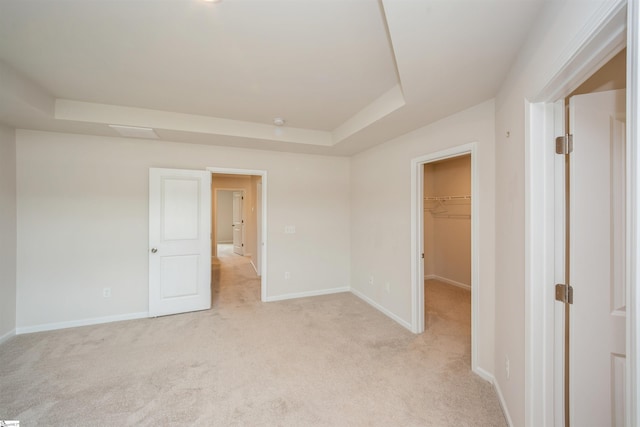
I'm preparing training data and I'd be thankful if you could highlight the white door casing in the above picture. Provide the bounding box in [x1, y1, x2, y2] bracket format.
[570, 89, 626, 426]
[256, 181, 263, 276]
[232, 191, 244, 255]
[149, 168, 211, 317]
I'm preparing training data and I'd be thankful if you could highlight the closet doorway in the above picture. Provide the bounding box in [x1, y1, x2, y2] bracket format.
[424, 155, 472, 355]
[411, 143, 480, 373]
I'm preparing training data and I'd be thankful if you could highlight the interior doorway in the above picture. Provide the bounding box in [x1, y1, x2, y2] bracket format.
[411, 143, 480, 374]
[208, 168, 268, 302]
[524, 5, 633, 421]
[215, 189, 245, 255]
[423, 154, 472, 362]
[556, 50, 627, 427]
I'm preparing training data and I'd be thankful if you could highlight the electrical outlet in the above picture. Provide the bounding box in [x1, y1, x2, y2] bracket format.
[369, 276, 374, 285]
[284, 272, 291, 280]
[103, 287, 111, 298]
[505, 355, 510, 380]
[284, 225, 296, 234]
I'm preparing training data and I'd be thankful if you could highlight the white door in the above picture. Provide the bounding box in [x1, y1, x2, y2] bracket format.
[570, 89, 626, 426]
[149, 168, 211, 317]
[232, 191, 244, 255]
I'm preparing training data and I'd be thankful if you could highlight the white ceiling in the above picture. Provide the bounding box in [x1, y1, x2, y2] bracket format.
[0, 0, 543, 156]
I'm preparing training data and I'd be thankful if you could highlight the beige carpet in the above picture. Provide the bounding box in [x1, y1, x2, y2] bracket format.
[0, 250, 506, 426]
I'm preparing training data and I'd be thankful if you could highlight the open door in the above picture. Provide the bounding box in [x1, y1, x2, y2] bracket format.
[569, 89, 626, 426]
[232, 191, 244, 255]
[149, 168, 211, 317]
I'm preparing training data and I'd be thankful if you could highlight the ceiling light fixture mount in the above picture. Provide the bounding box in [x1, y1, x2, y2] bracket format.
[273, 117, 285, 127]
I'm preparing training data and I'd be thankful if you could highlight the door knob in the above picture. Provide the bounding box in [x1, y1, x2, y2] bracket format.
[151, 248, 158, 253]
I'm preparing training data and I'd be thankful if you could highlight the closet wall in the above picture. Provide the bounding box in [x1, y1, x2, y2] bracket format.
[424, 155, 471, 288]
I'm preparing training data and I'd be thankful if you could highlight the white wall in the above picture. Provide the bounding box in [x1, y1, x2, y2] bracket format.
[0, 124, 17, 341]
[350, 100, 496, 373]
[215, 190, 234, 243]
[493, 1, 621, 424]
[15, 130, 350, 330]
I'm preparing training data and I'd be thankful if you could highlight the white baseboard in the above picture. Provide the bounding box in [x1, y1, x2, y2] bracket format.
[350, 288, 413, 332]
[265, 286, 350, 302]
[473, 367, 513, 427]
[16, 311, 149, 335]
[249, 260, 261, 276]
[425, 274, 471, 291]
[0, 328, 16, 345]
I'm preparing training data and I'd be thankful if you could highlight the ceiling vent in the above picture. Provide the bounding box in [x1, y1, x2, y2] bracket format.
[108, 125, 159, 139]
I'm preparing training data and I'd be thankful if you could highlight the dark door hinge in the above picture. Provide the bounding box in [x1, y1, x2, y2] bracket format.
[555, 283, 574, 304]
[555, 134, 573, 155]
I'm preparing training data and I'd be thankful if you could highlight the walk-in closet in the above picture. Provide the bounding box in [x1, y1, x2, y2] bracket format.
[423, 155, 471, 342]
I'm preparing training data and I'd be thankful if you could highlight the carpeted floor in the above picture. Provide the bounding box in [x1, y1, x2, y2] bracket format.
[0, 247, 506, 426]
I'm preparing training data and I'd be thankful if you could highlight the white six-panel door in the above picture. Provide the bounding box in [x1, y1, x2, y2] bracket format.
[570, 89, 626, 426]
[149, 168, 211, 317]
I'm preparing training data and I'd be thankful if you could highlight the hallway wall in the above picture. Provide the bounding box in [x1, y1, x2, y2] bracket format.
[216, 190, 234, 243]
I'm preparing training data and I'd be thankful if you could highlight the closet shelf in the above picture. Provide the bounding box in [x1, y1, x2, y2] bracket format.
[424, 195, 471, 201]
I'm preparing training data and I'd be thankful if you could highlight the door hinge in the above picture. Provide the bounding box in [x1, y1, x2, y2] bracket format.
[555, 283, 574, 304]
[421, 253, 424, 259]
[555, 134, 573, 155]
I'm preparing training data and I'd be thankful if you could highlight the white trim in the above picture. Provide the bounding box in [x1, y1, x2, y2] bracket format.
[525, 2, 634, 425]
[492, 372, 515, 427]
[207, 167, 268, 302]
[0, 329, 16, 345]
[15, 312, 148, 335]
[250, 259, 259, 276]
[265, 286, 350, 302]
[533, 0, 627, 102]
[627, 0, 640, 424]
[525, 100, 560, 427]
[425, 274, 471, 291]
[350, 288, 413, 332]
[411, 142, 480, 371]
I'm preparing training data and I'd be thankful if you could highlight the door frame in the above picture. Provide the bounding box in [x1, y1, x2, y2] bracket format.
[212, 188, 245, 256]
[524, 1, 638, 425]
[411, 142, 481, 374]
[207, 167, 268, 302]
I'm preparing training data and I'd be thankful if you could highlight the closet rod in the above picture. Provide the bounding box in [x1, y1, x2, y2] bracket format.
[424, 195, 471, 201]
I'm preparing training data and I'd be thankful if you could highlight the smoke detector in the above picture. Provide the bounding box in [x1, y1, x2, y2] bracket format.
[273, 117, 285, 126]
